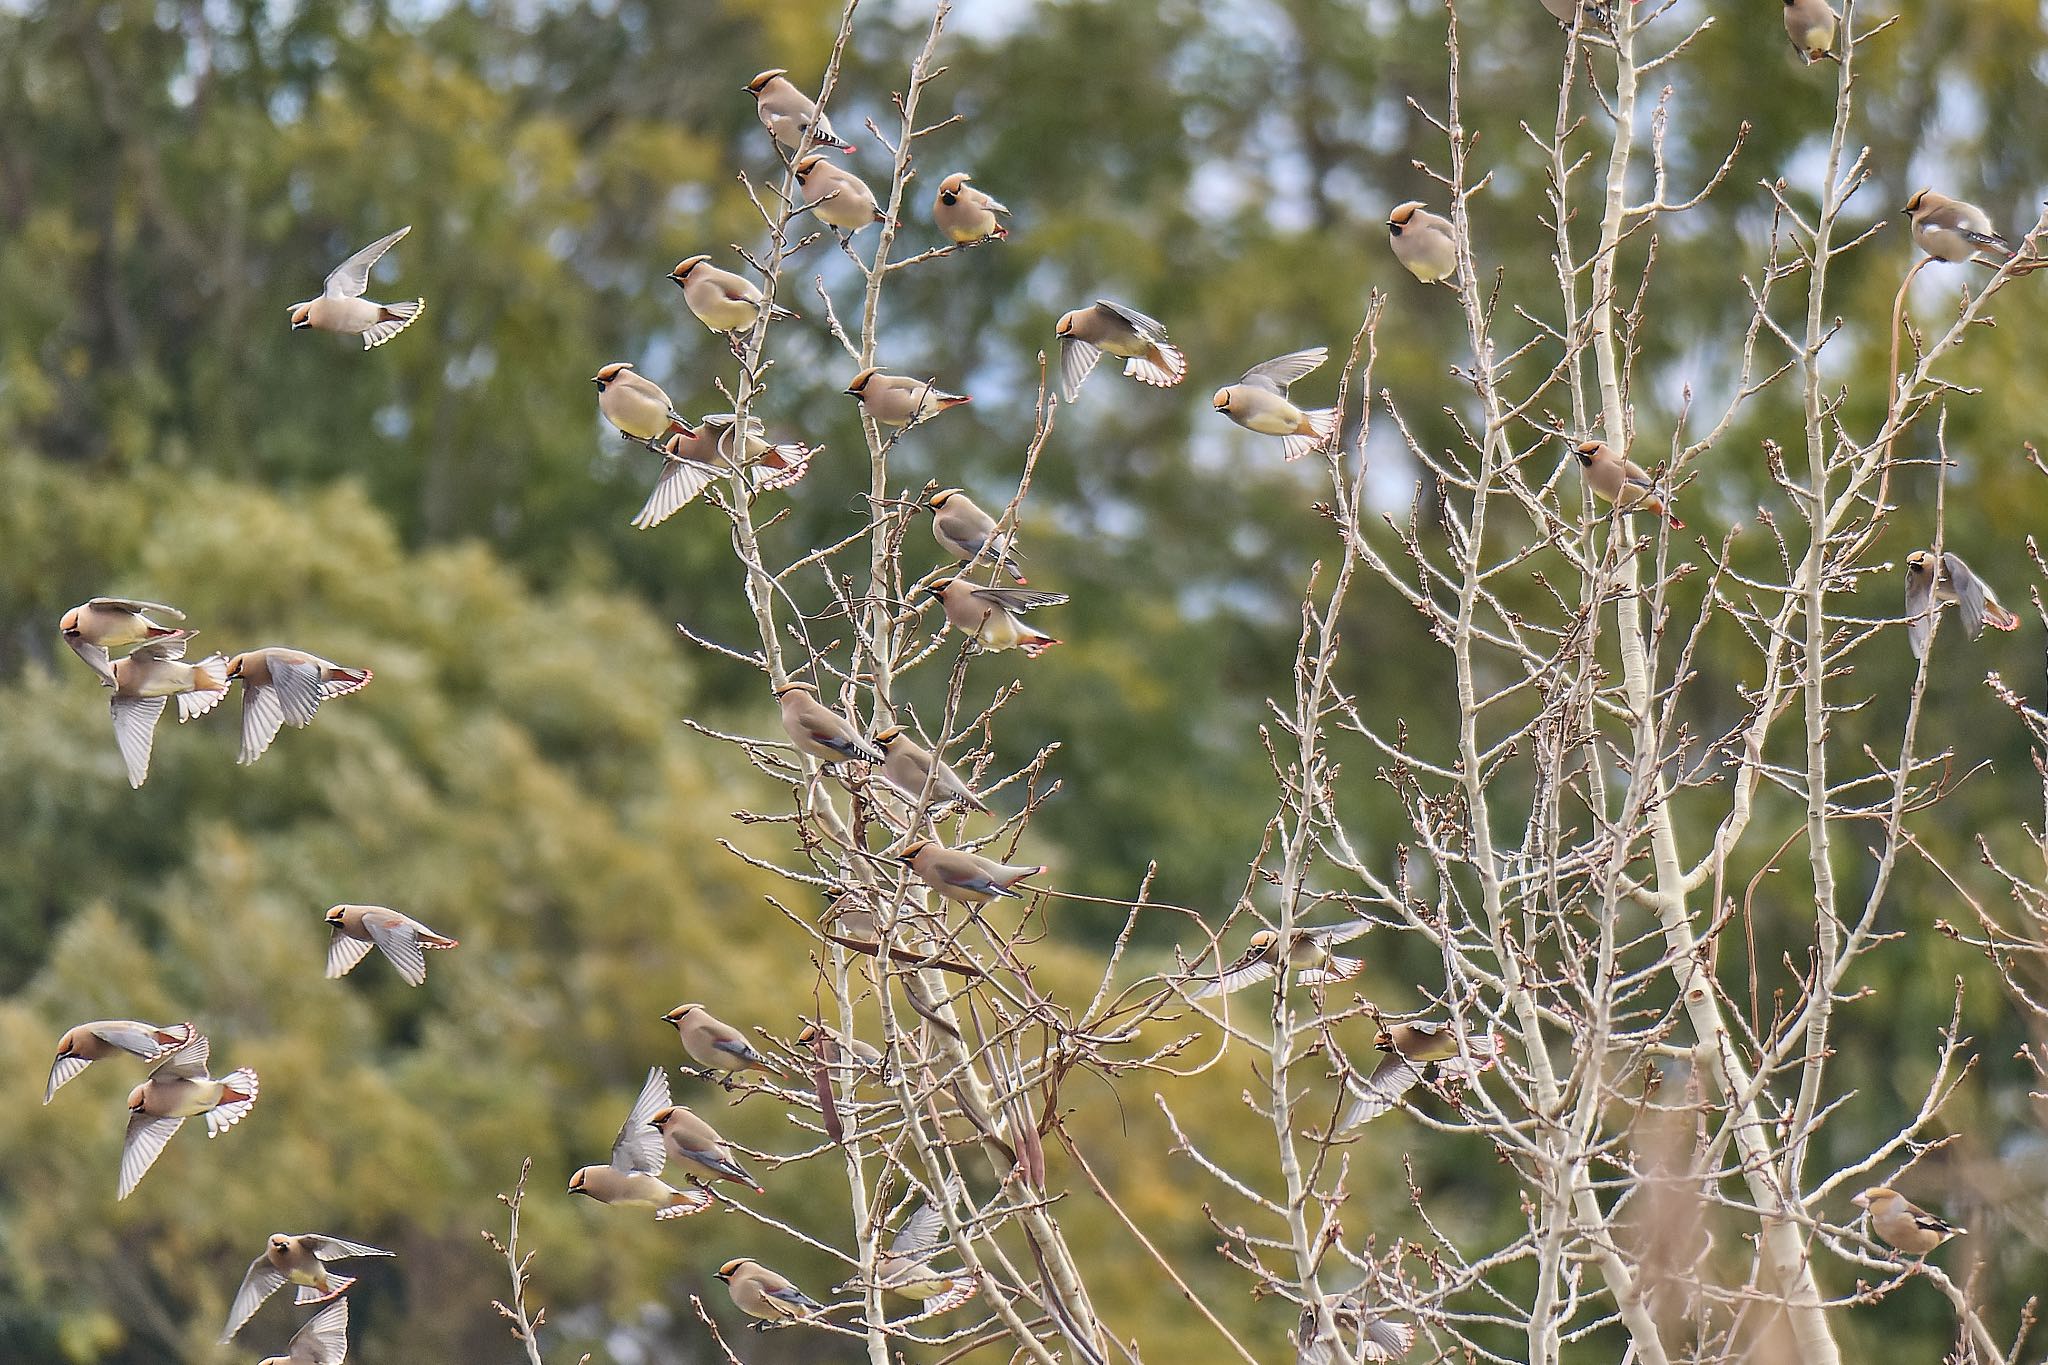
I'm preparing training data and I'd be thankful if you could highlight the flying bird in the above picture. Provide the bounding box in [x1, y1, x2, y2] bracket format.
[1189, 921, 1372, 999]
[662, 1003, 780, 1083]
[844, 368, 971, 427]
[1296, 1294, 1417, 1364]
[717, 1257, 827, 1326]
[745, 69, 855, 155]
[867, 1190, 977, 1314]
[255, 1297, 350, 1365]
[567, 1066, 713, 1220]
[922, 577, 1065, 658]
[226, 648, 372, 766]
[1904, 190, 2015, 263]
[324, 905, 458, 988]
[1340, 1021, 1500, 1130]
[59, 597, 186, 687]
[221, 1234, 393, 1343]
[1387, 202, 1458, 283]
[1572, 439, 1684, 529]
[1905, 550, 2021, 658]
[669, 255, 799, 336]
[633, 416, 814, 529]
[109, 631, 229, 788]
[1055, 300, 1186, 403]
[45, 1020, 193, 1104]
[932, 173, 1009, 243]
[1852, 1186, 1965, 1256]
[119, 1031, 259, 1199]
[288, 227, 424, 349]
[1212, 347, 1340, 462]
[899, 837, 1044, 908]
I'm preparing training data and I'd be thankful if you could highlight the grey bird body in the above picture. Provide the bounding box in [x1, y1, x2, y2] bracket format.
[222, 1233, 392, 1342]
[46, 1019, 193, 1103]
[119, 1032, 259, 1198]
[1191, 920, 1371, 999]
[325, 905, 457, 987]
[1905, 190, 2013, 263]
[568, 1066, 712, 1220]
[60, 597, 186, 686]
[109, 631, 229, 788]
[669, 255, 798, 334]
[289, 227, 423, 349]
[1783, 0, 1838, 60]
[845, 368, 970, 426]
[929, 488, 1025, 582]
[901, 838, 1044, 907]
[924, 577, 1064, 657]
[1853, 1186, 1964, 1256]
[650, 1103, 765, 1192]
[875, 726, 989, 813]
[745, 69, 854, 154]
[227, 647, 372, 765]
[794, 154, 886, 231]
[1573, 439, 1683, 528]
[718, 1257, 825, 1323]
[1055, 299, 1186, 402]
[1212, 348, 1338, 462]
[933, 173, 1008, 243]
[1905, 549, 2020, 658]
[775, 681, 885, 764]
[1340, 1021, 1499, 1130]
[593, 363, 690, 448]
[1388, 202, 1458, 283]
[664, 1003, 779, 1080]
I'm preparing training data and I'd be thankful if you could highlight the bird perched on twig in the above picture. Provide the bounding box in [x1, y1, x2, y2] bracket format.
[745, 69, 855, 155]
[933, 173, 1009, 243]
[898, 837, 1045, 908]
[1904, 189, 2015, 263]
[793, 154, 887, 233]
[717, 1257, 828, 1327]
[1852, 1186, 1965, 1256]
[1387, 202, 1458, 284]
[650, 1102, 766, 1193]
[844, 368, 971, 427]
[1782, 0, 1838, 62]
[873, 725, 990, 814]
[928, 488, 1026, 583]
[663, 1003, 781, 1084]
[775, 681, 885, 765]
[1572, 439, 1684, 529]
[922, 577, 1065, 658]
[669, 254, 799, 336]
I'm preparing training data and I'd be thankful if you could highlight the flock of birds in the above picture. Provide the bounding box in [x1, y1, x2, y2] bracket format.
[35, 13, 2028, 1358]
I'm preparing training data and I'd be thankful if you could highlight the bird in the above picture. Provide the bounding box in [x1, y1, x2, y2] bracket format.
[899, 837, 1045, 908]
[932, 173, 1009, 243]
[1296, 1294, 1417, 1364]
[567, 1066, 713, 1220]
[1904, 190, 2015, 263]
[592, 362, 692, 451]
[649, 1102, 766, 1193]
[928, 488, 1026, 583]
[1905, 550, 2021, 658]
[1211, 348, 1340, 462]
[45, 1020, 193, 1104]
[858, 1188, 977, 1315]
[1340, 1021, 1500, 1130]
[1387, 202, 1458, 284]
[873, 726, 989, 814]
[662, 1003, 780, 1082]
[1852, 1186, 1965, 1256]
[255, 1296, 349, 1365]
[1572, 439, 1684, 529]
[792, 154, 887, 232]
[668, 255, 799, 336]
[796, 1021, 887, 1075]
[775, 681, 886, 765]
[324, 905, 458, 988]
[108, 631, 229, 788]
[59, 597, 186, 687]
[717, 1257, 827, 1326]
[118, 1031, 258, 1199]
[1538, 0, 1611, 29]
[226, 648, 373, 766]
[922, 577, 1065, 658]
[1054, 300, 1187, 403]
[288, 226, 424, 349]
[844, 368, 971, 427]
[632, 415, 814, 529]
[1189, 921, 1372, 999]
[220, 1234, 393, 1342]
[744, 68, 855, 155]
[1782, 0, 1838, 62]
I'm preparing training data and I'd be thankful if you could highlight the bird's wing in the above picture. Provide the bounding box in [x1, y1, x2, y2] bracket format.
[325, 226, 411, 299]
[65, 636, 116, 687]
[1295, 953, 1362, 988]
[1943, 553, 1991, 639]
[364, 914, 429, 987]
[238, 683, 288, 765]
[287, 1297, 350, 1365]
[89, 1021, 186, 1058]
[326, 928, 376, 979]
[88, 597, 184, 618]
[148, 1029, 211, 1080]
[631, 457, 720, 530]
[1190, 948, 1278, 999]
[266, 656, 328, 728]
[888, 1198, 949, 1260]
[1339, 1054, 1426, 1130]
[1058, 335, 1102, 404]
[1905, 562, 1935, 659]
[302, 1235, 393, 1261]
[968, 586, 1068, 614]
[221, 1256, 289, 1341]
[45, 1052, 92, 1104]
[1093, 298, 1170, 342]
[119, 1113, 186, 1198]
[1310, 919, 1373, 947]
[1240, 347, 1328, 394]
[127, 634, 190, 662]
[610, 1067, 671, 1177]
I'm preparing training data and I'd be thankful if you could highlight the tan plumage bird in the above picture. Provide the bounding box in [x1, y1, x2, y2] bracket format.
[632, 415, 814, 529]
[744, 69, 855, 155]
[1055, 300, 1187, 403]
[928, 488, 1025, 582]
[1783, 0, 1838, 61]
[1853, 1186, 1964, 1256]
[775, 681, 885, 764]
[60, 597, 186, 687]
[119, 1031, 259, 1199]
[1212, 347, 1340, 462]
[567, 1066, 713, 1220]
[45, 1020, 193, 1104]
[874, 726, 989, 813]
[900, 837, 1045, 908]
[669, 255, 799, 335]
[1905, 189, 2015, 263]
[1296, 1294, 1417, 1364]
[844, 368, 971, 427]
[226, 648, 372, 766]
[255, 1297, 349, 1365]
[324, 905, 458, 988]
[109, 631, 229, 788]
[649, 1102, 765, 1193]
[860, 1190, 977, 1314]
[288, 227, 424, 349]
[1340, 1021, 1500, 1130]
[1572, 439, 1684, 529]
[717, 1257, 826, 1325]
[793, 154, 887, 232]
[1387, 202, 1458, 284]
[1189, 921, 1372, 999]
[1904, 549, 2020, 658]
[796, 1021, 887, 1074]
[593, 362, 691, 451]
[923, 577, 1065, 658]
[221, 1234, 393, 1342]
[933, 173, 1009, 243]
[663, 1003, 780, 1082]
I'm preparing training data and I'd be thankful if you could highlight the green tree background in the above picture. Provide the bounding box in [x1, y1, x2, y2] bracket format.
[1, 0, 2045, 1360]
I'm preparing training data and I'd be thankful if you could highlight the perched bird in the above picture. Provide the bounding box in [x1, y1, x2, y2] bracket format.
[1538, 0, 1610, 29]
[649, 1102, 765, 1193]
[1572, 439, 1684, 529]
[669, 255, 799, 335]
[324, 905, 458, 988]
[226, 648, 373, 766]
[717, 1257, 826, 1325]
[1387, 202, 1459, 284]
[567, 1066, 713, 1221]
[1905, 550, 2021, 658]
[663, 1003, 780, 1082]
[844, 368, 971, 427]
[45, 1020, 193, 1104]
[862, 1190, 977, 1314]
[119, 1032, 259, 1199]
[1211, 348, 1340, 462]
[793, 154, 887, 232]
[1189, 921, 1372, 999]
[1340, 1021, 1500, 1130]
[823, 887, 882, 941]
[1054, 300, 1187, 403]
[922, 577, 1065, 658]
[932, 173, 1009, 244]
[109, 631, 229, 788]
[633, 415, 814, 529]
[796, 1021, 886, 1075]
[59, 597, 186, 687]
[1905, 190, 2015, 263]
[1296, 1295, 1417, 1364]
[288, 226, 424, 350]
[745, 68, 854, 155]
[592, 362, 692, 451]
[1783, 0, 1838, 61]
[1853, 1186, 1965, 1256]
[221, 1234, 393, 1342]
[874, 726, 989, 814]
[255, 1297, 349, 1365]
[928, 488, 1025, 583]
[899, 837, 1045, 908]
[775, 681, 885, 765]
